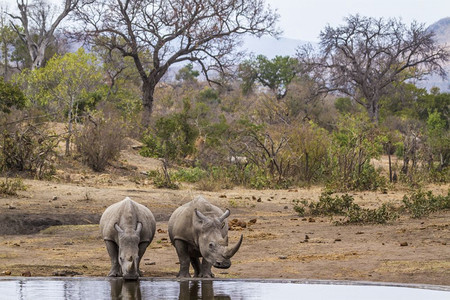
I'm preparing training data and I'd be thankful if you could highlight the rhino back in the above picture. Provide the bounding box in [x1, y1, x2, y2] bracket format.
[168, 196, 226, 244]
[100, 198, 156, 243]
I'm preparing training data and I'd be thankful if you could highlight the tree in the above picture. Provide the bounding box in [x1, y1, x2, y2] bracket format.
[8, 0, 79, 69]
[0, 11, 17, 79]
[297, 15, 449, 123]
[176, 63, 200, 84]
[75, 0, 279, 126]
[239, 55, 297, 99]
[14, 48, 102, 155]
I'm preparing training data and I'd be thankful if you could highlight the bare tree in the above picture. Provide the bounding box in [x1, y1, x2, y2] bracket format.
[297, 15, 449, 123]
[8, 0, 79, 69]
[75, 0, 279, 126]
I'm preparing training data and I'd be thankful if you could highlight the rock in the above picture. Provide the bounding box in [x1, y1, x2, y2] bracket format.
[284, 206, 288, 209]
[335, 238, 342, 242]
[305, 235, 310, 240]
[63, 241, 74, 245]
[52, 270, 82, 276]
[219, 195, 227, 198]
[8, 205, 16, 210]
[252, 196, 256, 200]
[278, 255, 287, 260]
[2, 270, 11, 275]
[308, 218, 315, 223]
[400, 242, 408, 247]
[52, 196, 58, 201]
[257, 198, 262, 202]
[145, 262, 156, 266]
[157, 228, 167, 234]
[22, 271, 31, 277]
[248, 218, 257, 225]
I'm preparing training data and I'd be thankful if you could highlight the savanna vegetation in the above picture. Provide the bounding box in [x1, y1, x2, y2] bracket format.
[0, 0, 449, 216]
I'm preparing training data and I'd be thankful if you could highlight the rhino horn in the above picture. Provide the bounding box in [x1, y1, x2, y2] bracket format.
[195, 208, 209, 222]
[219, 209, 230, 223]
[224, 234, 243, 259]
[114, 223, 124, 233]
[135, 222, 142, 234]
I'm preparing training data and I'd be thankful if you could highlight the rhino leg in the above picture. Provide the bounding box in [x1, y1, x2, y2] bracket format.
[138, 242, 150, 276]
[174, 240, 191, 278]
[190, 256, 201, 277]
[199, 258, 214, 278]
[105, 240, 122, 277]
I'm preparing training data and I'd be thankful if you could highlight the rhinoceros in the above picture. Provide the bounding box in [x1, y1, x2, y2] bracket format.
[168, 196, 243, 278]
[99, 197, 156, 280]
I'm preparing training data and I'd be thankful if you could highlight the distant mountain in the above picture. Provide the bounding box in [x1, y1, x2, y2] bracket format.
[428, 17, 450, 44]
[421, 18, 450, 92]
[240, 36, 310, 58]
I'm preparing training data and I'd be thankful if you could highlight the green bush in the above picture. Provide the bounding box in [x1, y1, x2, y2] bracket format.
[0, 177, 26, 196]
[172, 167, 207, 183]
[147, 170, 179, 189]
[402, 190, 450, 218]
[140, 103, 199, 161]
[294, 192, 398, 224]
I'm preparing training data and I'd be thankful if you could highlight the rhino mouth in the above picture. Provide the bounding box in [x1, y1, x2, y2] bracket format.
[123, 274, 139, 280]
[213, 260, 231, 269]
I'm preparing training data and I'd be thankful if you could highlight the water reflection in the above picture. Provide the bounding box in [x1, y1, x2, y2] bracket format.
[110, 279, 142, 300]
[178, 281, 230, 300]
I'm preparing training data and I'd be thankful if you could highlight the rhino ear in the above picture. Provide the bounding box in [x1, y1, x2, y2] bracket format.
[114, 223, 124, 233]
[195, 208, 208, 223]
[219, 209, 230, 222]
[135, 222, 142, 234]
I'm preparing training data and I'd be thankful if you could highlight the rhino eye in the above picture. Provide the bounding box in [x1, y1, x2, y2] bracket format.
[209, 242, 215, 249]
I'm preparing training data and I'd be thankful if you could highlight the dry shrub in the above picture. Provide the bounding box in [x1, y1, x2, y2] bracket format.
[75, 113, 126, 172]
[0, 111, 58, 179]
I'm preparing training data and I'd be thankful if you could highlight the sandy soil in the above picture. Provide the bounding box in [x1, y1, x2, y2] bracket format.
[0, 145, 449, 287]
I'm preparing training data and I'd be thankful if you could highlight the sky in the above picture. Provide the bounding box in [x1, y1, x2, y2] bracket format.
[265, 0, 450, 41]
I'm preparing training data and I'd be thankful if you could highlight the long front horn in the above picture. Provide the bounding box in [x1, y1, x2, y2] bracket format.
[219, 209, 230, 223]
[195, 208, 209, 222]
[225, 234, 243, 258]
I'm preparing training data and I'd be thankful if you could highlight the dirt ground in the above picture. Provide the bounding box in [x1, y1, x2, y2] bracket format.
[0, 143, 449, 286]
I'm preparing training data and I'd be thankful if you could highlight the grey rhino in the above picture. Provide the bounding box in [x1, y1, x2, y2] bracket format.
[168, 196, 243, 278]
[100, 197, 156, 280]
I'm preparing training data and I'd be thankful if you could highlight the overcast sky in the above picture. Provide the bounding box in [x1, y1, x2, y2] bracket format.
[265, 0, 450, 41]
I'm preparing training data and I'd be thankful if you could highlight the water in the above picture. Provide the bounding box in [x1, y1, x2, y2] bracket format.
[0, 278, 448, 300]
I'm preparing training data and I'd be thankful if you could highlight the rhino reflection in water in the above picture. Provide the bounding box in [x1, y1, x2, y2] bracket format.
[179, 281, 231, 300]
[110, 279, 142, 300]
[168, 196, 243, 278]
[100, 197, 156, 280]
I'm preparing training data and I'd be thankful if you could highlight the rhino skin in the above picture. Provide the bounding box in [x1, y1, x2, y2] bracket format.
[168, 196, 243, 278]
[100, 197, 156, 280]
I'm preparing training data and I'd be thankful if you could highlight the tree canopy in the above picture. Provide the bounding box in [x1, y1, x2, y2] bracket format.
[75, 0, 279, 125]
[298, 15, 449, 122]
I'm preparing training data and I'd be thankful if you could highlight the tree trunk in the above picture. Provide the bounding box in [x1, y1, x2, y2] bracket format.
[141, 83, 155, 128]
[30, 45, 47, 70]
[367, 99, 380, 123]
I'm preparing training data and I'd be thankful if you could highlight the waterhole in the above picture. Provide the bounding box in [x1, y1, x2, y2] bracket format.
[0, 278, 448, 300]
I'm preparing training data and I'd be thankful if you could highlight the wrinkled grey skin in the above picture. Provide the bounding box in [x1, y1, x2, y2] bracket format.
[168, 196, 243, 278]
[100, 197, 156, 280]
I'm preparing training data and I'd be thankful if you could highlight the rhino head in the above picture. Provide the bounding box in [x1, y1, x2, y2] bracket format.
[114, 222, 142, 280]
[194, 209, 243, 269]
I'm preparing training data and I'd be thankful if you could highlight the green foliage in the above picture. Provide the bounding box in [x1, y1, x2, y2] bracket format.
[402, 190, 450, 218]
[239, 55, 297, 99]
[329, 113, 387, 191]
[147, 170, 179, 189]
[13, 48, 102, 118]
[0, 77, 26, 113]
[140, 99, 199, 161]
[176, 64, 199, 83]
[0, 177, 26, 196]
[293, 192, 398, 224]
[171, 167, 207, 183]
[334, 97, 354, 114]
